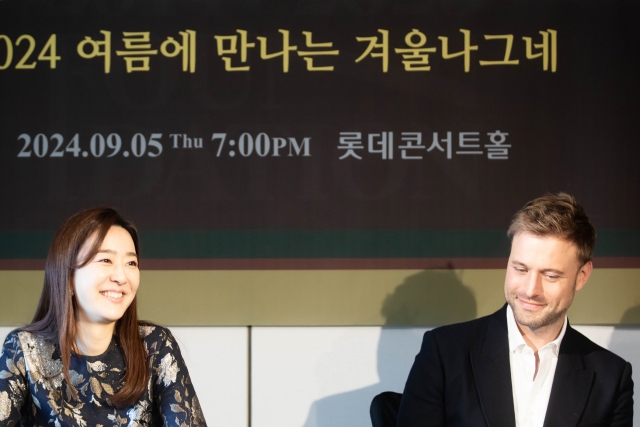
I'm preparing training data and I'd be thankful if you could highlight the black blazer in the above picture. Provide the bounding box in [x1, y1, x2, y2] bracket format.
[396, 305, 634, 427]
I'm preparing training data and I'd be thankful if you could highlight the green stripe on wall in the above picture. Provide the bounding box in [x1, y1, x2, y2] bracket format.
[1, 229, 639, 259]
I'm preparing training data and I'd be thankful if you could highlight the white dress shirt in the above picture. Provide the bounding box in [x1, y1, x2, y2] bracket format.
[506, 305, 567, 427]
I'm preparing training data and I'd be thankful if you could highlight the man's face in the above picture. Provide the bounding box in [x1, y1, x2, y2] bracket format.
[504, 232, 592, 332]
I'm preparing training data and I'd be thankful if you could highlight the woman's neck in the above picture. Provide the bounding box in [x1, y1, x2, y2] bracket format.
[75, 321, 116, 356]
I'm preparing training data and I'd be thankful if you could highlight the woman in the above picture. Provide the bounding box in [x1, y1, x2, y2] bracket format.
[0, 208, 206, 426]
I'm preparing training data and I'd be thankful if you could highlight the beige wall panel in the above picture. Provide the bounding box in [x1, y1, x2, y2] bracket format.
[0, 271, 43, 326]
[569, 269, 640, 324]
[1, 269, 639, 326]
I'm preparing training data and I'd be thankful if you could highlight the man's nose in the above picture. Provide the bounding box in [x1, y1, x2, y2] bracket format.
[524, 272, 542, 298]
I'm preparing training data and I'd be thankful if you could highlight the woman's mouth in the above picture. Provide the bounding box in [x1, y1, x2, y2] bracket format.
[100, 291, 123, 300]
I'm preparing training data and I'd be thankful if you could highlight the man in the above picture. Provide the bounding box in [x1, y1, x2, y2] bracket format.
[396, 193, 634, 427]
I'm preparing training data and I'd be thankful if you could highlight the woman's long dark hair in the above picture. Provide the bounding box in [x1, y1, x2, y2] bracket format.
[21, 207, 148, 407]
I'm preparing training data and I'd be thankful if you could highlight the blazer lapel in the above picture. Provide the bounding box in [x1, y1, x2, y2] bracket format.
[543, 327, 594, 427]
[470, 307, 516, 427]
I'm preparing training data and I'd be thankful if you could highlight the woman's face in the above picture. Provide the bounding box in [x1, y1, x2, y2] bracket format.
[73, 226, 140, 325]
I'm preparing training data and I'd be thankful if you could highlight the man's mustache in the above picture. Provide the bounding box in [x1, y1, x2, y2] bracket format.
[514, 295, 547, 305]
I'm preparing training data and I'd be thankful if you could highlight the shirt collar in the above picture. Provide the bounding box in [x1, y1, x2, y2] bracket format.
[506, 304, 567, 356]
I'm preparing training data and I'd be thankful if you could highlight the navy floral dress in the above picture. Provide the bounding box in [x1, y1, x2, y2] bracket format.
[0, 325, 206, 427]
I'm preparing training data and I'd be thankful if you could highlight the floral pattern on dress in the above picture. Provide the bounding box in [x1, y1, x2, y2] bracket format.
[0, 325, 206, 427]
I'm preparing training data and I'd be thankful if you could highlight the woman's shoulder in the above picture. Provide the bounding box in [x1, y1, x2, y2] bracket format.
[137, 321, 172, 340]
[2, 329, 21, 344]
[137, 322, 178, 352]
[3, 329, 53, 354]
[1, 330, 22, 356]
[1, 330, 62, 381]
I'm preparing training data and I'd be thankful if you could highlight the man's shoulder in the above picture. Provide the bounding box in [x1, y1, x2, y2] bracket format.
[432, 312, 493, 336]
[563, 325, 631, 369]
[427, 307, 504, 352]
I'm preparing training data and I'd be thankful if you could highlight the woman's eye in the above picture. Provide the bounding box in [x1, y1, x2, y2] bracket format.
[127, 260, 138, 267]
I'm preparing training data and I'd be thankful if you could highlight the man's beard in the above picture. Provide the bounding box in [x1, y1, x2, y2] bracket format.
[506, 284, 576, 331]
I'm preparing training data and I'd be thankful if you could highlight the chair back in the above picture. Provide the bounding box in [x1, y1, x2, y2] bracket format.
[370, 392, 402, 427]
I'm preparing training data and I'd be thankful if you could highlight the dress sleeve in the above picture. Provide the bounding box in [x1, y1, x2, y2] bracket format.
[0, 332, 29, 426]
[149, 328, 207, 427]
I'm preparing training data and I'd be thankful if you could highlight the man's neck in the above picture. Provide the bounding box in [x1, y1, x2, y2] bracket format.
[516, 317, 565, 353]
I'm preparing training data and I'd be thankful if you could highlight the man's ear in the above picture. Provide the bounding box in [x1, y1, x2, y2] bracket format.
[575, 261, 593, 291]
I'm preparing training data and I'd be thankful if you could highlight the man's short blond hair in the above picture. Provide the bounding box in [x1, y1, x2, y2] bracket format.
[507, 193, 596, 266]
